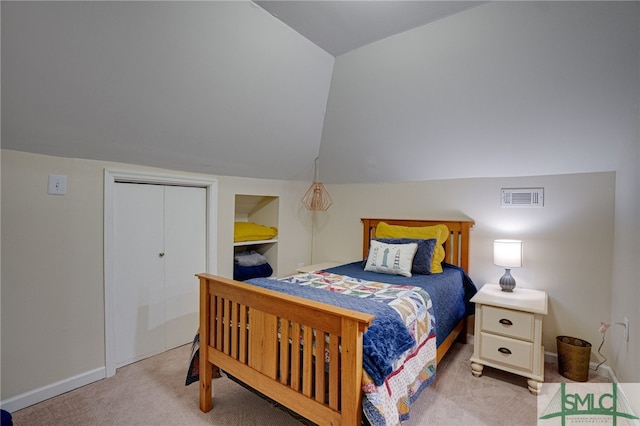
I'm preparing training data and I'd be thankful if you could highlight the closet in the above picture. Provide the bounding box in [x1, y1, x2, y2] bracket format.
[234, 194, 279, 278]
[112, 183, 206, 369]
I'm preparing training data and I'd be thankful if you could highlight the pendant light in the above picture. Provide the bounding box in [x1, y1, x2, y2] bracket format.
[302, 157, 333, 211]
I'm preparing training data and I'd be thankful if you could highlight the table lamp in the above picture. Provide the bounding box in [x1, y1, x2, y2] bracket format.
[493, 239, 522, 292]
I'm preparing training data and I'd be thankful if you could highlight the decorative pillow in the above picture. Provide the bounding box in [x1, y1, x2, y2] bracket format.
[376, 238, 437, 274]
[364, 240, 418, 277]
[375, 222, 449, 273]
[234, 222, 278, 242]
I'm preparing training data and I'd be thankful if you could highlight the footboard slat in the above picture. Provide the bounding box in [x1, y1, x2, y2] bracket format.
[278, 320, 290, 385]
[302, 326, 313, 397]
[290, 321, 301, 391]
[197, 273, 373, 425]
[230, 301, 239, 359]
[215, 297, 223, 350]
[329, 335, 340, 410]
[315, 331, 326, 403]
[223, 300, 231, 354]
[239, 304, 248, 363]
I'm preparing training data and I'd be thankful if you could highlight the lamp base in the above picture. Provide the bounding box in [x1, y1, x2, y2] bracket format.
[499, 269, 516, 292]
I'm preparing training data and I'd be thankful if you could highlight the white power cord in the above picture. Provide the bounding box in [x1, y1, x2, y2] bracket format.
[592, 321, 626, 372]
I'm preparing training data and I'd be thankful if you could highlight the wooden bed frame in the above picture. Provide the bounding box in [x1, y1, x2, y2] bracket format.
[197, 218, 474, 425]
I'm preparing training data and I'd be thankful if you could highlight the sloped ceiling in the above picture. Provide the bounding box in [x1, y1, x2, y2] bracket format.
[255, 1, 486, 56]
[5, 2, 632, 185]
[1, 1, 483, 181]
[1, 1, 334, 181]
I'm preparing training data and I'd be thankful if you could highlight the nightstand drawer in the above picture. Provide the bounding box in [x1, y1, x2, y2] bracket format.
[480, 332, 533, 371]
[482, 306, 534, 341]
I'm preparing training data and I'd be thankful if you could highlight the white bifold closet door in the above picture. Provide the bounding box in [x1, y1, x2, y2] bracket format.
[113, 183, 206, 369]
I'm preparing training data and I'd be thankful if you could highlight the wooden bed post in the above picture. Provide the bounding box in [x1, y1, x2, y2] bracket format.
[459, 220, 472, 272]
[340, 317, 365, 425]
[199, 276, 213, 413]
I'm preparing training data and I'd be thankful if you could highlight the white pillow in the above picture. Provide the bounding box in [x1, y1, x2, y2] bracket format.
[364, 240, 418, 277]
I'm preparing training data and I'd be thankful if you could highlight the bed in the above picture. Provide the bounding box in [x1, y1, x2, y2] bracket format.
[195, 218, 476, 425]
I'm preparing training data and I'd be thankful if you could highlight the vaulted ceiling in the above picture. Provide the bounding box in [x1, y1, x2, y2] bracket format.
[255, 1, 486, 56]
[3, 2, 635, 185]
[1, 1, 484, 182]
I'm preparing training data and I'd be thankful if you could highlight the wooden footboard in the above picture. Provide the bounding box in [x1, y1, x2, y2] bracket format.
[197, 273, 374, 425]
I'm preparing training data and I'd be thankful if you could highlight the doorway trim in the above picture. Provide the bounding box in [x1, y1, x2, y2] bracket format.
[103, 169, 218, 377]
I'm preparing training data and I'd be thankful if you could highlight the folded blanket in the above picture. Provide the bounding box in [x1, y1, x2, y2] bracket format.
[234, 250, 267, 267]
[233, 263, 273, 281]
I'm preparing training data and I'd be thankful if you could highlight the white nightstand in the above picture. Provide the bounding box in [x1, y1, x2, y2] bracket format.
[470, 284, 548, 395]
[295, 262, 341, 273]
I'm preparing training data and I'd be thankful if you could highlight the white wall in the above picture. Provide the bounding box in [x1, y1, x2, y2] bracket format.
[312, 172, 616, 369]
[609, 112, 640, 382]
[0, 149, 314, 407]
[318, 1, 639, 382]
[2, 151, 107, 403]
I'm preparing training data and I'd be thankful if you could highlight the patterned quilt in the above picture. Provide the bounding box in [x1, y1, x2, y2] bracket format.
[280, 271, 437, 426]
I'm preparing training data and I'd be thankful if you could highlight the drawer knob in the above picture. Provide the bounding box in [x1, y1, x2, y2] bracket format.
[499, 318, 513, 326]
[498, 347, 512, 355]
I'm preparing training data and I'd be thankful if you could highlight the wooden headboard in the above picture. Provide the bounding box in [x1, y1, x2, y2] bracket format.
[361, 218, 475, 272]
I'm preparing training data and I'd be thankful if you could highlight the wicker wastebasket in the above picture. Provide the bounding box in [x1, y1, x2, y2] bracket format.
[556, 336, 592, 382]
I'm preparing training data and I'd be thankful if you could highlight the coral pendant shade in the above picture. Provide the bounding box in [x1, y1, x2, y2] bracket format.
[302, 182, 333, 211]
[302, 157, 332, 211]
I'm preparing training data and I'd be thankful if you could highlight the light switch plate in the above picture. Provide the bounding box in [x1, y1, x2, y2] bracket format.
[48, 174, 67, 195]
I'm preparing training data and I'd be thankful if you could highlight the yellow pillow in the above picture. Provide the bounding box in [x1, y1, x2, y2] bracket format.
[234, 222, 278, 242]
[375, 222, 449, 273]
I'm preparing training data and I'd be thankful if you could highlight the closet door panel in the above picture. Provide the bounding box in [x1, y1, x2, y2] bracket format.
[113, 183, 166, 368]
[164, 186, 207, 349]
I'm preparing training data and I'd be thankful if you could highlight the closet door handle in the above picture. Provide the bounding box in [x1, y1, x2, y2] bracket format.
[159, 252, 165, 258]
[499, 318, 513, 326]
[498, 347, 512, 355]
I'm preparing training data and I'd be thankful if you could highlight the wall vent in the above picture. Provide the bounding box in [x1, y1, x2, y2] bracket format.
[501, 188, 544, 208]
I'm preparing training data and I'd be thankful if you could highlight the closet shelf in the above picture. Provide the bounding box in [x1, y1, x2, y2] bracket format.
[233, 238, 278, 247]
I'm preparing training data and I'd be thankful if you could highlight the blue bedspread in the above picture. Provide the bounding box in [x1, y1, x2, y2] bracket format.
[246, 262, 476, 386]
[246, 276, 417, 386]
[324, 262, 477, 347]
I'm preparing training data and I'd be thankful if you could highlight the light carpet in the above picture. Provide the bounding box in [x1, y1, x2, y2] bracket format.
[10, 341, 609, 425]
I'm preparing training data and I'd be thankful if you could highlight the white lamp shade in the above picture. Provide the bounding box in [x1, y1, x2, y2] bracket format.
[493, 239, 522, 268]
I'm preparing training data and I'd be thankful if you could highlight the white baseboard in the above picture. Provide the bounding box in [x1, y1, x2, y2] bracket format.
[0, 367, 105, 413]
[544, 350, 616, 382]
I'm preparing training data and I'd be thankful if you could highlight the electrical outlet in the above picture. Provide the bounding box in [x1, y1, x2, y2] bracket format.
[624, 317, 629, 342]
